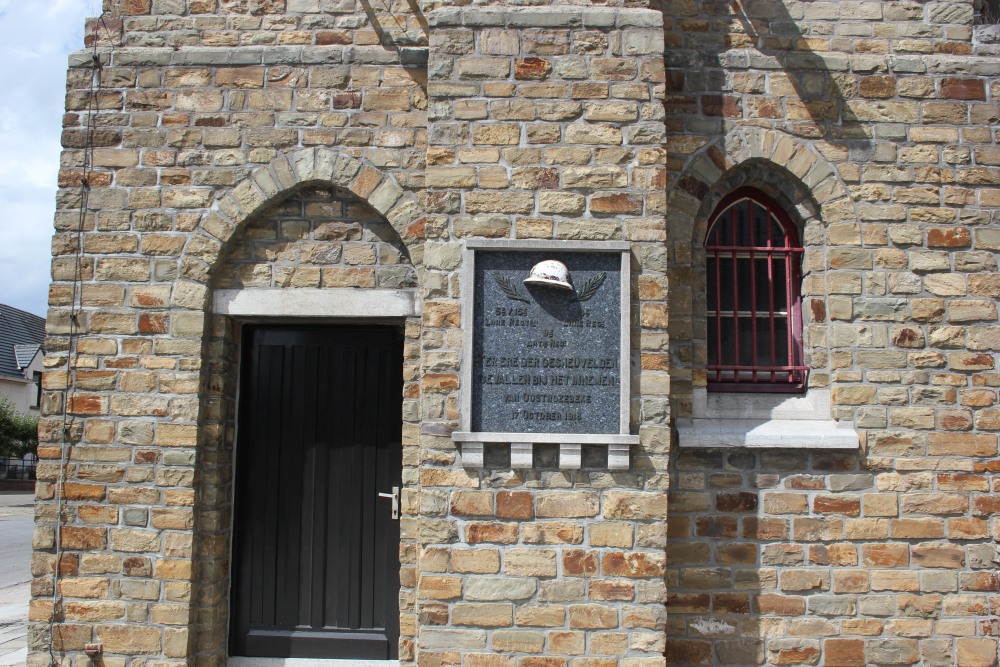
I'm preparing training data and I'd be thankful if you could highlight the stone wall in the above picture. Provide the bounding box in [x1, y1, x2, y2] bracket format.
[411, 7, 672, 665]
[662, 1, 1000, 666]
[39, 2, 431, 665]
[214, 186, 418, 290]
[37, 2, 674, 667]
[31, 1, 1000, 667]
[667, 449, 999, 667]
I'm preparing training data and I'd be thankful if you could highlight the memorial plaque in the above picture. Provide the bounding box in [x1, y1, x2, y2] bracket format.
[470, 249, 623, 435]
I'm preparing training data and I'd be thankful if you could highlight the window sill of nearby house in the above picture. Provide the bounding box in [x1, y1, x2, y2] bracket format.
[676, 388, 859, 449]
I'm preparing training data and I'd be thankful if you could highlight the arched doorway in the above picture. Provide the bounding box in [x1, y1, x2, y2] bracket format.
[201, 182, 420, 662]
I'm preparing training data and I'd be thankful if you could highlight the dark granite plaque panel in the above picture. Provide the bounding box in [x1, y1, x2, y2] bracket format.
[471, 251, 621, 434]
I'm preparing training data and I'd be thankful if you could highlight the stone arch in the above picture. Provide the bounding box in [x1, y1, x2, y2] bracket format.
[666, 126, 857, 248]
[171, 148, 426, 309]
[688, 159, 820, 247]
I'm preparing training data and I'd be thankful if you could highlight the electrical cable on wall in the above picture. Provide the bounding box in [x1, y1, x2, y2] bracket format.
[48, 12, 118, 667]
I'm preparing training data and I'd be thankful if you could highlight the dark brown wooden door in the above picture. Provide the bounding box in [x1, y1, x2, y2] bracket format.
[230, 326, 402, 659]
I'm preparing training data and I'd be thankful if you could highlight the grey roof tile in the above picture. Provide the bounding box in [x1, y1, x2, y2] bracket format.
[13, 344, 41, 370]
[0, 304, 44, 379]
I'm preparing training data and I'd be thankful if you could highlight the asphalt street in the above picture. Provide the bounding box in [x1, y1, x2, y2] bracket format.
[0, 492, 33, 583]
[0, 491, 33, 667]
[0, 515, 31, 591]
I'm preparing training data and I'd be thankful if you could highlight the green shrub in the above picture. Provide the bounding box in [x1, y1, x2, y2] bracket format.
[0, 397, 39, 459]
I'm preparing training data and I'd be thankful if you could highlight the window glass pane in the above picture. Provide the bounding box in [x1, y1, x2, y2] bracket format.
[770, 213, 787, 246]
[720, 206, 735, 245]
[736, 258, 753, 312]
[716, 256, 733, 312]
[719, 213, 730, 244]
[737, 317, 755, 367]
[772, 317, 789, 366]
[733, 204, 750, 246]
[755, 316, 773, 369]
[754, 258, 771, 311]
[772, 255, 788, 311]
[751, 317, 791, 368]
[754, 200, 786, 247]
[708, 319, 718, 366]
[716, 317, 735, 366]
[752, 201, 767, 246]
[708, 210, 728, 245]
[754, 256, 789, 312]
[707, 257, 717, 310]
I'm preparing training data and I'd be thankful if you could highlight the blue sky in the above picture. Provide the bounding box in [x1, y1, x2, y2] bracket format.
[0, 1, 98, 316]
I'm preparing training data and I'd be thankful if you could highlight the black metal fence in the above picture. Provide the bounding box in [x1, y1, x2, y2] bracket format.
[1, 455, 37, 480]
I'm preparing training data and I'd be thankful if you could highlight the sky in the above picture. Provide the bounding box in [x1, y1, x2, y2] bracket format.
[0, 0, 100, 317]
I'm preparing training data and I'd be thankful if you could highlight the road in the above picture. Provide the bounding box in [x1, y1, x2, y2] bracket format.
[0, 515, 32, 591]
[0, 491, 33, 667]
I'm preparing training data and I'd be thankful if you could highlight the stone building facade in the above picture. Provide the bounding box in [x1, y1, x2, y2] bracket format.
[32, 1, 1000, 667]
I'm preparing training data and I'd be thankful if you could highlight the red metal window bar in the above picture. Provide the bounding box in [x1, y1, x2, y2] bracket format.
[706, 188, 808, 392]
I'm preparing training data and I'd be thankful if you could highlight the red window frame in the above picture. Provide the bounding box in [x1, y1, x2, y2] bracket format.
[705, 188, 807, 392]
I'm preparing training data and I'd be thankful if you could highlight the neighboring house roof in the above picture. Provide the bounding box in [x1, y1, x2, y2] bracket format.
[14, 344, 41, 370]
[0, 304, 45, 379]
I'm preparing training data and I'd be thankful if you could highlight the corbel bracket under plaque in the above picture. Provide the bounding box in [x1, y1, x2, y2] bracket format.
[455, 434, 636, 471]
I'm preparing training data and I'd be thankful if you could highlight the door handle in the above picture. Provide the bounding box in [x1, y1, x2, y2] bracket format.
[378, 486, 399, 520]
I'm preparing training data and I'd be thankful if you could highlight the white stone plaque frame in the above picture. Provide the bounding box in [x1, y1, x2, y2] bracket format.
[452, 240, 637, 470]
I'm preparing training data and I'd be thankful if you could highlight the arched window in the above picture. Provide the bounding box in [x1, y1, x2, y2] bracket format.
[706, 188, 806, 392]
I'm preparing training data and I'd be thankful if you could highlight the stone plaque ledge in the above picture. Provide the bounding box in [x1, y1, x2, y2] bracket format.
[452, 432, 638, 470]
[466, 239, 632, 251]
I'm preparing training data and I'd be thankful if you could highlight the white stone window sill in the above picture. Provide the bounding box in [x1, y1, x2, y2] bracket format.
[676, 417, 858, 449]
[677, 388, 859, 449]
[230, 658, 399, 667]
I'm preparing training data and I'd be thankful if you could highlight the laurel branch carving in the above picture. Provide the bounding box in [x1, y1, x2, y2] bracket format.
[572, 272, 606, 302]
[492, 272, 530, 302]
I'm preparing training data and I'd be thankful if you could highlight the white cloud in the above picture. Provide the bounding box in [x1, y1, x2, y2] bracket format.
[0, 0, 96, 316]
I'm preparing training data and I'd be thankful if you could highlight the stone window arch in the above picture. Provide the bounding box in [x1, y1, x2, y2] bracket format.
[673, 152, 858, 449]
[689, 160, 823, 395]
